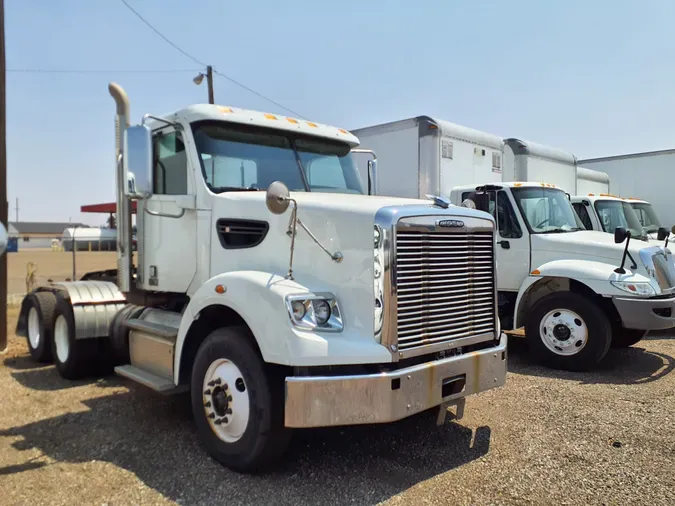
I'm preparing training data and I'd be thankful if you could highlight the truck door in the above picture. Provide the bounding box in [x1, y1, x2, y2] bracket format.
[462, 189, 530, 292]
[571, 201, 595, 230]
[141, 127, 198, 293]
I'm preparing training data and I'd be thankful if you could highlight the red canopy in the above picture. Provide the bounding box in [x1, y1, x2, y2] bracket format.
[81, 202, 137, 214]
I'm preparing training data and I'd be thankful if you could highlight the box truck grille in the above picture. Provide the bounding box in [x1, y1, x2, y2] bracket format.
[395, 229, 496, 353]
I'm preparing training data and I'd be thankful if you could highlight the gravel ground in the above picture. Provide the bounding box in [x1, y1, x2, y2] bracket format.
[1, 311, 674, 506]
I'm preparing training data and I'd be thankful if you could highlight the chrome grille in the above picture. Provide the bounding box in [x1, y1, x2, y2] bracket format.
[395, 229, 496, 353]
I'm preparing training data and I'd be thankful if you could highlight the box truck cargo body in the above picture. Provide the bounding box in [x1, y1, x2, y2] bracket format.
[576, 166, 610, 195]
[578, 150, 675, 232]
[351, 116, 504, 200]
[502, 139, 578, 194]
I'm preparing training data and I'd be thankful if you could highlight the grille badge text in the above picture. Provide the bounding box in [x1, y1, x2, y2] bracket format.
[436, 219, 465, 228]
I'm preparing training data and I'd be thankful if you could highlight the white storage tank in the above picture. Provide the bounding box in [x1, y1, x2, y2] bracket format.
[62, 227, 117, 251]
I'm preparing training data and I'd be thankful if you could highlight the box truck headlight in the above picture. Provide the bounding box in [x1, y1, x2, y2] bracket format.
[610, 281, 656, 297]
[286, 294, 343, 331]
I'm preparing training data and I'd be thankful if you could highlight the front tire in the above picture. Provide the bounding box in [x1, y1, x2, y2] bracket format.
[611, 328, 647, 348]
[24, 292, 57, 362]
[51, 295, 98, 380]
[191, 326, 290, 473]
[525, 292, 611, 371]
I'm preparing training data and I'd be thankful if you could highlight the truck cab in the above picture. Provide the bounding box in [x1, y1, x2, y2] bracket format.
[450, 181, 675, 370]
[13, 83, 507, 473]
[625, 197, 675, 242]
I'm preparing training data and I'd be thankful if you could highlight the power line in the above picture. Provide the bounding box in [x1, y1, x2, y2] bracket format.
[8, 68, 201, 74]
[118, 0, 305, 118]
[212, 69, 306, 119]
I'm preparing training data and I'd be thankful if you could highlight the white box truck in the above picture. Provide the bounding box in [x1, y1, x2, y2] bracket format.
[353, 117, 675, 371]
[13, 86, 508, 473]
[576, 166, 610, 195]
[579, 150, 675, 238]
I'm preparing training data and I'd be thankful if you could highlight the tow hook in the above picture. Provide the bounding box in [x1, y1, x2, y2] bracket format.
[436, 398, 466, 426]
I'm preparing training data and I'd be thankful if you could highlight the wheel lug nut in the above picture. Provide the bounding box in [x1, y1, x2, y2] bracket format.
[225, 408, 232, 415]
[204, 402, 211, 408]
[204, 389, 211, 395]
[215, 418, 223, 425]
[207, 413, 215, 419]
[223, 417, 229, 423]
[207, 381, 216, 387]
[214, 378, 222, 384]
[227, 395, 232, 402]
[223, 383, 229, 390]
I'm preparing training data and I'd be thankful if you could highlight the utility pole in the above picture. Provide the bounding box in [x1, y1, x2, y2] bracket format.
[206, 65, 214, 105]
[0, 0, 7, 353]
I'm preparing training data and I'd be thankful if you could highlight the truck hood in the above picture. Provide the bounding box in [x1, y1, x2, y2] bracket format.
[531, 230, 653, 263]
[209, 191, 493, 339]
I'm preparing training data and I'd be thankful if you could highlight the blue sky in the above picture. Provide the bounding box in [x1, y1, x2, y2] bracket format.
[6, 0, 675, 224]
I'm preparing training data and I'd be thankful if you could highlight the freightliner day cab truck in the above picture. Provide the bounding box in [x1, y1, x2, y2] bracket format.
[13, 85, 507, 472]
[353, 116, 675, 370]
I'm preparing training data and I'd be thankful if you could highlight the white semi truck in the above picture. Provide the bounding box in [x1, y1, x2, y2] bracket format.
[353, 116, 675, 370]
[13, 85, 507, 473]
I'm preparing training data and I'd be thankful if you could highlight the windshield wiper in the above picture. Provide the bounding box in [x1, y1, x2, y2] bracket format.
[540, 227, 583, 234]
[210, 186, 261, 193]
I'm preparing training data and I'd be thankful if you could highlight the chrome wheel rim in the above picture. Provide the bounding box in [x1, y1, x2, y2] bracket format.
[54, 315, 70, 364]
[27, 307, 40, 349]
[202, 358, 250, 443]
[539, 309, 588, 356]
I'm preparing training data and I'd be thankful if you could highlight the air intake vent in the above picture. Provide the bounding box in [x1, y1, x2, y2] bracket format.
[216, 219, 269, 249]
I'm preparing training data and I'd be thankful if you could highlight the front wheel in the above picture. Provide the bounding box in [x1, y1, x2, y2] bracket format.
[525, 292, 611, 371]
[191, 326, 290, 473]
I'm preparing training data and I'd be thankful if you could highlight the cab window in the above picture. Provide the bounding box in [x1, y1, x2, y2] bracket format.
[153, 131, 188, 195]
[462, 190, 523, 239]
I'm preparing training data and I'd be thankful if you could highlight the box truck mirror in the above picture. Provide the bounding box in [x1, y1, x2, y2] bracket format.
[123, 124, 153, 199]
[657, 227, 669, 241]
[614, 226, 628, 244]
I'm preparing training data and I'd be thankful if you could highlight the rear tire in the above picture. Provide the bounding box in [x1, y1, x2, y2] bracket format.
[24, 292, 57, 363]
[525, 291, 611, 371]
[611, 328, 647, 348]
[191, 326, 291, 473]
[51, 295, 98, 380]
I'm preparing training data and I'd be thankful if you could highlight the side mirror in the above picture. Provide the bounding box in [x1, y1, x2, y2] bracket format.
[671, 224, 675, 235]
[367, 159, 378, 196]
[614, 226, 628, 244]
[266, 181, 291, 214]
[657, 227, 669, 241]
[123, 124, 153, 199]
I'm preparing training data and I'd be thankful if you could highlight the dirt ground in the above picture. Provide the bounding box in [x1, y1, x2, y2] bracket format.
[1, 301, 674, 505]
[7, 250, 119, 296]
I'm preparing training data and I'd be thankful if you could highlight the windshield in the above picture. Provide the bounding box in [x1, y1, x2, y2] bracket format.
[191, 121, 365, 195]
[594, 200, 644, 238]
[630, 202, 662, 233]
[512, 187, 584, 233]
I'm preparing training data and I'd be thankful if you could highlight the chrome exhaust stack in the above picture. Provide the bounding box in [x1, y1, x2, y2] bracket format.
[108, 82, 133, 293]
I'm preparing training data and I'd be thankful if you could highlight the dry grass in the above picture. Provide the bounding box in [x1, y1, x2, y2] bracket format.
[7, 250, 119, 295]
[1, 309, 674, 505]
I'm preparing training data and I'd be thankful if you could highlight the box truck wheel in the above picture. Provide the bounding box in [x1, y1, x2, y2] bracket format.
[51, 296, 98, 380]
[24, 291, 57, 363]
[191, 326, 290, 473]
[611, 328, 647, 348]
[525, 292, 611, 371]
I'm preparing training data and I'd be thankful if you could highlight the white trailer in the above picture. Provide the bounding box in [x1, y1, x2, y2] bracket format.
[576, 166, 610, 195]
[351, 116, 504, 200]
[13, 85, 507, 473]
[579, 150, 675, 234]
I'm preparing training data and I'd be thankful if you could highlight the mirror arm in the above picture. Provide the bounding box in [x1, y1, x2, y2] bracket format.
[285, 201, 299, 280]
[614, 234, 632, 274]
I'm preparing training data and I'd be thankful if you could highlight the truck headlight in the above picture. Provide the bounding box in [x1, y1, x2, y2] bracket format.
[611, 281, 656, 297]
[285, 294, 343, 332]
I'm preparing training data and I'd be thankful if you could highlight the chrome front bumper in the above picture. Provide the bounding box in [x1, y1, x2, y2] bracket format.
[284, 334, 507, 428]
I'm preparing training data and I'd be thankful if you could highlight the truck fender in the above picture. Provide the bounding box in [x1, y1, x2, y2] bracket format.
[512, 259, 625, 329]
[174, 271, 315, 384]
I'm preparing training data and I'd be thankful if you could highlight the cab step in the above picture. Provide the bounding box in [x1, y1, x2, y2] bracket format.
[114, 364, 188, 395]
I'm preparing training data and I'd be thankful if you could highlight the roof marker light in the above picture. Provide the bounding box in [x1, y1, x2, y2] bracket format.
[264, 113, 278, 120]
[219, 107, 233, 114]
[287, 118, 299, 124]
[306, 121, 318, 128]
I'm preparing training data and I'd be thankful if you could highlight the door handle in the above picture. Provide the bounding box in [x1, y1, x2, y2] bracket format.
[497, 240, 510, 249]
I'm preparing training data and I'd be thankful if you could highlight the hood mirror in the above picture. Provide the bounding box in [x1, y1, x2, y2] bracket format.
[614, 226, 628, 244]
[657, 227, 669, 241]
[265, 181, 291, 215]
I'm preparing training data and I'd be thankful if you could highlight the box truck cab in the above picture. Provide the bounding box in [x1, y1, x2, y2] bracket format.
[450, 182, 675, 370]
[625, 197, 675, 242]
[569, 194, 663, 242]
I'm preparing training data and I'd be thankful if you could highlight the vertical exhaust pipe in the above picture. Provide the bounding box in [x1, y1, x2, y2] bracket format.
[108, 82, 133, 293]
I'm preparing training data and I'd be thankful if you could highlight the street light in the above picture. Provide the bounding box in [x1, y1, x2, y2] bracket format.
[194, 65, 214, 104]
